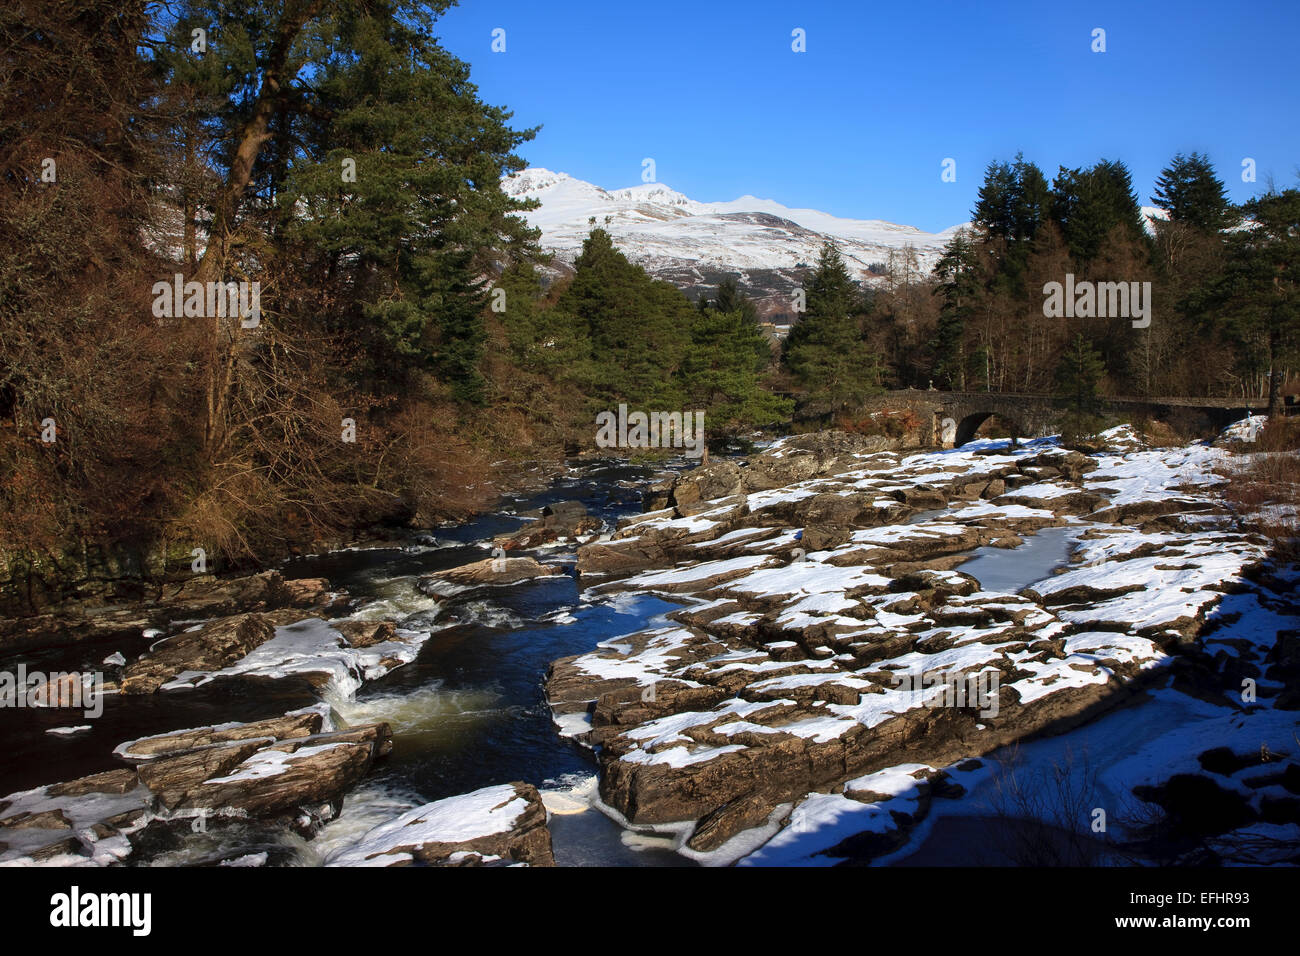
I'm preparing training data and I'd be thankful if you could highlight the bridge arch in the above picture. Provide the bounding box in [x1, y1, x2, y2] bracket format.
[954, 410, 1024, 447]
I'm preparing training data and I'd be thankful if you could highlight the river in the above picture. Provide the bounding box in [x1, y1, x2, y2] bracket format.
[0, 458, 1107, 867]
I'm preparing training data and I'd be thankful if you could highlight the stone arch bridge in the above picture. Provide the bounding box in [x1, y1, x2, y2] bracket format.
[861, 390, 1276, 447]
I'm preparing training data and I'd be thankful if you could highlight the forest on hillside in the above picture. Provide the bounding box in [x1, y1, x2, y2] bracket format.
[804, 152, 1300, 416]
[2, 1, 1297, 593]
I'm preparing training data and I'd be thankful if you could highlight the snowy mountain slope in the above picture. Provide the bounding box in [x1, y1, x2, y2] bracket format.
[500, 170, 1177, 317]
[501, 168, 967, 304]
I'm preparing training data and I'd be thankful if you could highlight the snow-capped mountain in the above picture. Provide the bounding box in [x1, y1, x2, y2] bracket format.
[501, 168, 968, 316]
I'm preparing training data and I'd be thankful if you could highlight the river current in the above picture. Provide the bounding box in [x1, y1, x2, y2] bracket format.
[0, 457, 1089, 866]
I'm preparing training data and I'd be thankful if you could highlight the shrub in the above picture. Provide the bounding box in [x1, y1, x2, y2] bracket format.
[1220, 418, 1300, 560]
[1057, 412, 1111, 451]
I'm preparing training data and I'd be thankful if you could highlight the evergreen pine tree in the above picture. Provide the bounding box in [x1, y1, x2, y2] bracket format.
[681, 308, 791, 431]
[714, 277, 757, 322]
[1010, 154, 1051, 243]
[971, 153, 1050, 293]
[554, 228, 687, 410]
[1152, 152, 1232, 232]
[973, 161, 1017, 238]
[711, 277, 767, 369]
[1054, 332, 1108, 443]
[275, 3, 537, 403]
[1201, 189, 1300, 417]
[782, 243, 881, 413]
[1056, 333, 1106, 409]
[931, 231, 980, 389]
[1051, 159, 1147, 266]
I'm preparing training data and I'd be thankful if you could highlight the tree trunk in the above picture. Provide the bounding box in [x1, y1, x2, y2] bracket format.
[182, 120, 197, 271]
[194, 1, 320, 459]
[1268, 328, 1283, 418]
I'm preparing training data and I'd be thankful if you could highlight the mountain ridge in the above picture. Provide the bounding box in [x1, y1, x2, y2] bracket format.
[500, 168, 970, 317]
[501, 168, 1170, 324]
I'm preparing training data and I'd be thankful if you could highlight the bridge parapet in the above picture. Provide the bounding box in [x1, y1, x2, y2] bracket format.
[858, 390, 1265, 447]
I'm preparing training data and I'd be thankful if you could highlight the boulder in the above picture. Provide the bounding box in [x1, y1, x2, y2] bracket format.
[494, 501, 603, 549]
[120, 613, 277, 694]
[664, 432, 894, 511]
[423, 556, 564, 589]
[279, 577, 337, 608]
[155, 571, 282, 618]
[115, 710, 325, 761]
[890, 485, 949, 510]
[745, 432, 895, 488]
[0, 569, 346, 654]
[0, 705, 397, 864]
[671, 460, 746, 508]
[46, 769, 139, 798]
[800, 525, 853, 552]
[138, 740, 268, 809]
[575, 538, 664, 576]
[173, 724, 393, 819]
[327, 782, 554, 866]
[335, 619, 398, 648]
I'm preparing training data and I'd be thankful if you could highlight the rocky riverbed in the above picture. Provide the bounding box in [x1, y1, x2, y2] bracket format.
[547, 427, 1300, 864]
[1, 427, 1296, 866]
[0, 466, 648, 867]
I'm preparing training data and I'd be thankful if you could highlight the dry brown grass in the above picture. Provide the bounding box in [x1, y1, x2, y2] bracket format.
[1250, 416, 1300, 453]
[834, 407, 923, 440]
[1220, 418, 1300, 561]
[1131, 417, 1184, 448]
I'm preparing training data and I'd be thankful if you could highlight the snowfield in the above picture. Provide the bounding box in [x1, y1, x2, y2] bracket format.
[501, 167, 965, 281]
[500, 168, 1175, 298]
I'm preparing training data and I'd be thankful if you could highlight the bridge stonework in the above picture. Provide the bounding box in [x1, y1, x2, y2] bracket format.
[861, 390, 1266, 448]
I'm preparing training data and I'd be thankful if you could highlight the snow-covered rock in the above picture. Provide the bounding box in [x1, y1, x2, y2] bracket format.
[546, 421, 1295, 863]
[0, 707, 392, 866]
[324, 782, 553, 867]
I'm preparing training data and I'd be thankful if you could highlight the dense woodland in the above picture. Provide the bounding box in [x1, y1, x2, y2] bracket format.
[2, 1, 1297, 589]
[789, 152, 1300, 420]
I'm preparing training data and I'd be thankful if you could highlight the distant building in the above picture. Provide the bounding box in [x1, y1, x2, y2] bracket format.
[757, 321, 791, 346]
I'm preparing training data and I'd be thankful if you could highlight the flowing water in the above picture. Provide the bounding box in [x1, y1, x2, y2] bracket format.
[1, 462, 1102, 867]
[0, 460, 697, 865]
[273, 461, 697, 864]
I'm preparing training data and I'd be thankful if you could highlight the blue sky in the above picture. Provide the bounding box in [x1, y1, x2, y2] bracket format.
[435, 0, 1299, 232]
